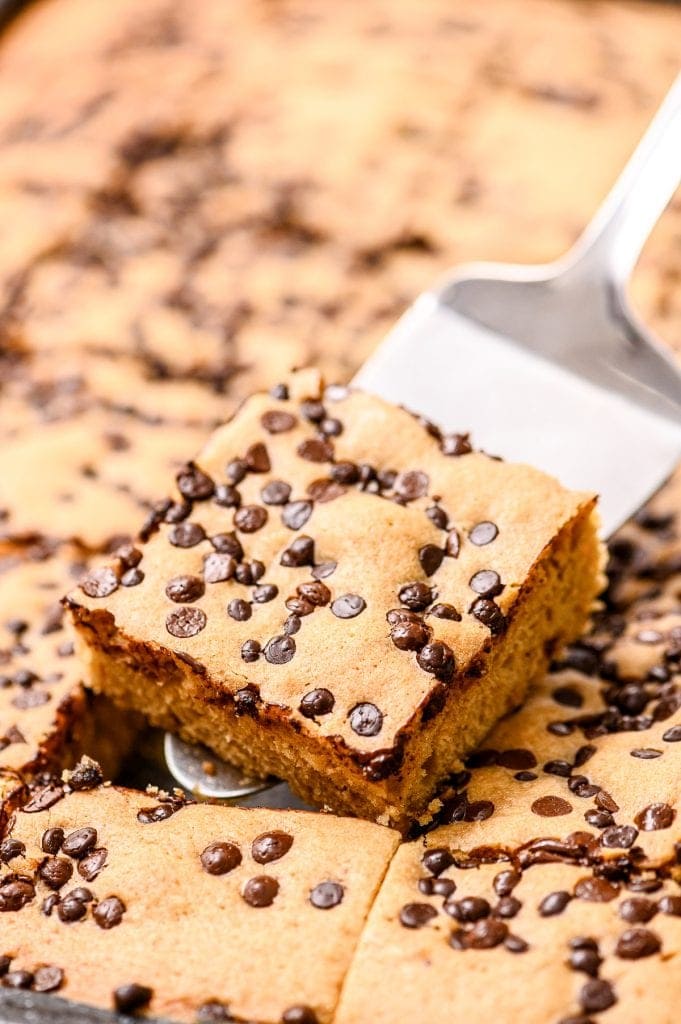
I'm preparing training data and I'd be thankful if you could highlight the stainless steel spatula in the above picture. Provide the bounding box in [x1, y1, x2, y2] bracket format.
[166, 72, 681, 801]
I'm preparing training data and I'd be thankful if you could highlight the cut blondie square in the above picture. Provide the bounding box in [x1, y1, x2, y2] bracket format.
[0, 765, 398, 1023]
[67, 372, 603, 827]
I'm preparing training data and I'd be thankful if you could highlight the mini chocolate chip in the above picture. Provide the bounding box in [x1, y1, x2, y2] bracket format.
[468, 918, 509, 949]
[80, 567, 118, 598]
[262, 410, 297, 434]
[539, 891, 571, 916]
[252, 831, 294, 864]
[634, 803, 675, 831]
[41, 829, 64, 855]
[297, 438, 334, 463]
[169, 521, 206, 548]
[619, 898, 657, 923]
[494, 870, 521, 896]
[417, 641, 455, 680]
[253, 584, 278, 603]
[427, 505, 449, 529]
[575, 877, 619, 903]
[262, 480, 292, 505]
[62, 828, 97, 860]
[419, 545, 444, 576]
[398, 582, 433, 611]
[504, 934, 529, 953]
[331, 594, 366, 618]
[394, 470, 429, 501]
[307, 478, 346, 502]
[429, 603, 461, 621]
[422, 848, 454, 877]
[33, 965, 64, 993]
[241, 640, 261, 662]
[165, 574, 205, 603]
[390, 619, 431, 651]
[245, 442, 271, 473]
[470, 597, 506, 634]
[469, 521, 498, 545]
[200, 841, 242, 875]
[94, 895, 126, 929]
[399, 903, 438, 928]
[282, 1007, 318, 1024]
[615, 927, 661, 959]
[242, 875, 279, 907]
[531, 795, 573, 817]
[228, 599, 252, 622]
[569, 947, 602, 977]
[166, 607, 207, 638]
[204, 553, 236, 584]
[177, 462, 214, 500]
[281, 535, 315, 567]
[282, 501, 313, 530]
[213, 484, 241, 508]
[226, 459, 248, 484]
[78, 848, 107, 882]
[300, 688, 334, 717]
[495, 896, 522, 918]
[310, 881, 343, 909]
[114, 984, 153, 1014]
[264, 635, 296, 665]
[349, 703, 383, 737]
[234, 505, 268, 533]
[469, 569, 503, 597]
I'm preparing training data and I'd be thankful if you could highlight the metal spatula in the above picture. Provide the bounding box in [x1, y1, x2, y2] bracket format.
[166, 72, 681, 801]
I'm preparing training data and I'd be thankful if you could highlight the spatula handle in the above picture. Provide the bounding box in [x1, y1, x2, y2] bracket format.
[569, 72, 681, 282]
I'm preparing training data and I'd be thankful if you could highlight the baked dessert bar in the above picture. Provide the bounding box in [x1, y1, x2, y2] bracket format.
[68, 372, 603, 827]
[0, 763, 398, 1023]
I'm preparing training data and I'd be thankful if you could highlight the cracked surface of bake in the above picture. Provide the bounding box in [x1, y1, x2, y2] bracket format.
[67, 372, 602, 828]
[0, 770, 399, 1023]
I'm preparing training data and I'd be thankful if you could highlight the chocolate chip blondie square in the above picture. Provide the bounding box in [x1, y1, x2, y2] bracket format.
[0, 762, 398, 1023]
[68, 371, 603, 827]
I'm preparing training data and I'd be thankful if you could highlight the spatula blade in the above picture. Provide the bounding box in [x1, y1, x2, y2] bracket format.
[354, 293, 681, 536]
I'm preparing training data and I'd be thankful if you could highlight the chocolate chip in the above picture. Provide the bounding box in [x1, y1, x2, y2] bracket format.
[264, 635, 296, 665]
[663, 725, 681, 742]
[297, 438, 334, 463]
[252, 831, 294, 864]
[33, 965, 64, 993]
[245, 442, 271, 473]
[575, 877, 619, 902]
[197, 1001, 233, 1022]
[262, 480, 292, 505]
[286, 597, 314, 617]
[498, 748, 537, 770]
[569, 947, 602, 977]
[600, 825, 638, 849]
[80, 567, 118, 598]
[23, 784, 64, 813]
[137, 804, 175, 825]
[299, 688, 334, 717]
[307, 478, 346, 502]
[39, 857, 73, 890]
[470, 597, 506, 634]
[226, 459, 248, 484]
[616, 927, 661, 959]
[57, 892, 88, 922]
[0, 838, 25, 863]
[242, 875, 279, 907]
[169, 522, 206, 548]
[94, 895, 126, 929]
[427, 506, 449, 529]
[177, 462, 214, 500]
[312, 561, 337, 580]
[213, 484, 241, 508]
[634, 803, 675, 831]
[331, 594, 366, 619]
[469, 521, 498, 545]
[62, 828, 97, 860]
[349, 703, 383, 737]
[468, 918, 508, 949]
[114, 984, 153, 1014]
[297, 581, 330, 606]
[281, 535, 315, 567]
[539, 891, 571, 916]
[419, 545, 444, 576]
[41, 829, 64, 855]
[531, 795, 573, 817]
[495, 896, 522, 918]
[394, 470, 429, 501]
[253, 584, 278, 603]
[504, 934, 529, 953]
[417, 641, 455, 680]
[630, 748, 662, 759]
[200, 841, 242, 875]
[3, 971, 34, 989]
[166, 606, 207, 638]
[226, 599, 252, 624]
[78, 848, 107, 882]
[0, 877, 35, 912]
[659, 895, 681, 916]
[0, 957, 10, 977]
[619, 898, 657, 923]
[429, 603, 461, 621]
[391, 619, 431, 651]
[234, 687, 260, 717]
[121, 567, 144, 586]
[282, 1007, 318, 1024]
[241, 639, 261, 662]
[211, 532, 243, 558]
[165, 574, 205, 603]
[262, 410, 297, 433]
[469, 569, 503, 597]
[310, 881, 343, 909]
[422, 848, 453, 877]
[398, 582, 433, 611]
[445, 896, 491, 922]
[282, 501, 313, 530]
[494, 870, 520, 896]
[399, 902, 438, 928]
[204, 553, 236, 584]
[234, 505, 268, 533]
[441, 433, 472, 456]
